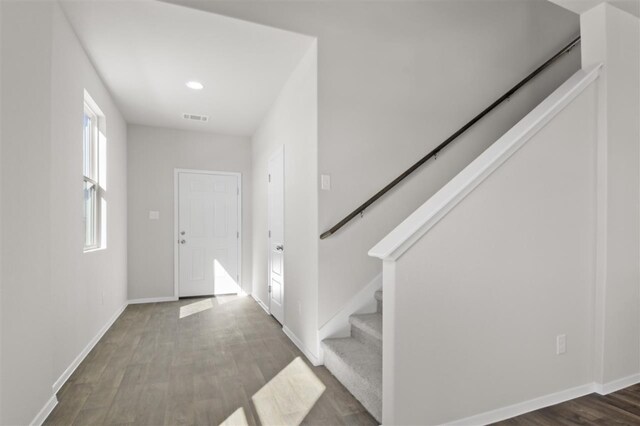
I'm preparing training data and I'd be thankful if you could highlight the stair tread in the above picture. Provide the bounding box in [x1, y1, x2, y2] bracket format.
[350, 312, 382, 342]
[374, 290, 383, 302]
[322, 337, 382, 395]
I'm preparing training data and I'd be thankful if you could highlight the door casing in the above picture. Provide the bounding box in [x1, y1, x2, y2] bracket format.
[267, 146, 285, 323]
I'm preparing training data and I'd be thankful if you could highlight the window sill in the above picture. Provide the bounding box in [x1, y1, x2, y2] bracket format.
[84, 246, 106, 254]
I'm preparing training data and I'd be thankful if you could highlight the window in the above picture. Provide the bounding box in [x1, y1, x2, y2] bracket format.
[83, 91, 106, 251]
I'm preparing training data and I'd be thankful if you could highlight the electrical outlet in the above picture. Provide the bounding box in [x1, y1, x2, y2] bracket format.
[556, 334, 566, 355]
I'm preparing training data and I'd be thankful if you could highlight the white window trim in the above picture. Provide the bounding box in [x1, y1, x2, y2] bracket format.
[83, 91, 106, 253]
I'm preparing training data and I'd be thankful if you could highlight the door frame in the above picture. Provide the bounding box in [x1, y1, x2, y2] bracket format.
[267, 145, 284, 321]
[173, 168, 242, 299]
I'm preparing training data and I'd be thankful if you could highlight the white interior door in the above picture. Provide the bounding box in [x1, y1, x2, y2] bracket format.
[268, 147, 284, 324]
[178, 171, 240, 297]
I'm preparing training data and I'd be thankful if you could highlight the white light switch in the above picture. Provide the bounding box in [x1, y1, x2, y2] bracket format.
[149, 210, 160, 220]
[321, 174, 331, 190]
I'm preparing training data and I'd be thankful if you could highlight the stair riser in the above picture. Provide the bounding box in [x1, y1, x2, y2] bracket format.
[352, 326, 382, 350]
[323, 347, 382, 422]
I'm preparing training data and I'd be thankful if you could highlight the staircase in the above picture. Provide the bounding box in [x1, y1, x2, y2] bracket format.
[322, 290, 383, 423]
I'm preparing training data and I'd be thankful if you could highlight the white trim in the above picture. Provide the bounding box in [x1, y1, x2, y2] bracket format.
[267, 145, 285, 324]
[252, 293, 270, 314]
[594, 374, 640, 395]
[593, 59, 608, 386]
[83, 89, 105, 117]
[382, 260, 397, 425]
[82, 247, 106, 254]
[51, 303, 127, 394]
[174, 169, 243, 298]
[442, 374, 640, 425]
[317, 273, 382, 364]
[128, 296, 178, 305]
[30, 395, 58, 426]
[283, 326, 320, 366]
[445, 382, 596, 426]
[174, 169, 179, 298]
[369, 64, 603, 261]
[82, 90, 107, 253]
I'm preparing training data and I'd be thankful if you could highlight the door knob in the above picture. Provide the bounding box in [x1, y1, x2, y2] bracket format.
[180, 231, 186, 235]
[180, 239, 186, 244]
[275, 245, 283, 251]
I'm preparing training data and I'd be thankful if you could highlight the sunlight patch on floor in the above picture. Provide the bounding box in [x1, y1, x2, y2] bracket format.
[251, 356, 326, 425]
[219, 407, 249, 426]
[179, 298, 213, 318]
[216, 294, 241, 305]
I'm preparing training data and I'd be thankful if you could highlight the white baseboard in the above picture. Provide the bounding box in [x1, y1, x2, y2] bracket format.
[30, 394, 58, 426]
[52, 303, 127, 394]
[446, 382, 596, 425]
[283, 326, 321, 367]
[447, 374, 640, 425]
[252, 294, 270, 314]
[128, 296, 178, 304]
[317, 273, 382, 364]
[595, 373, 640, 395]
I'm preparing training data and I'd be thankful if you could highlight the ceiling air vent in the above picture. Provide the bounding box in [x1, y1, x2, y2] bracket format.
[183, 113, 209, 122]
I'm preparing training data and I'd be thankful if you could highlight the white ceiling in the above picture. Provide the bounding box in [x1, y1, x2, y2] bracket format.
[60, 0, 315, 136]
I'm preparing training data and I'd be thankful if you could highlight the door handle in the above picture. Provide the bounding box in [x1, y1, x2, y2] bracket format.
[180, 239, 186, 244]
[275, 245, 284, 252]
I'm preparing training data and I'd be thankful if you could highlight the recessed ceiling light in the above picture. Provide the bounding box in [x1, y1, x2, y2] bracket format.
[186, 81, 204, 90]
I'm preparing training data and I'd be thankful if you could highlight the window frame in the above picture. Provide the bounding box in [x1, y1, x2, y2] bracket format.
[83, 95, 104, 252]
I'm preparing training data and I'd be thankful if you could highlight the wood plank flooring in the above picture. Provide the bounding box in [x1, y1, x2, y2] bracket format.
[45, 296, 377, 426]
[46, 294, 640, 426]
[493, 384, 640, 425]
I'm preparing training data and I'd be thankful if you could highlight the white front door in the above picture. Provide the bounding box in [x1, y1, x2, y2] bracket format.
[178, 171, 240, 297]
[268, 147, 284, 324]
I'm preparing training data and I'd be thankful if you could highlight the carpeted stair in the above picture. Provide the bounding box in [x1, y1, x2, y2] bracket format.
[322, 290, 383, 423]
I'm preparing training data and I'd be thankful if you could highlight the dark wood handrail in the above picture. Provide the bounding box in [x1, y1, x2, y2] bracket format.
[320, 35, 581, 240]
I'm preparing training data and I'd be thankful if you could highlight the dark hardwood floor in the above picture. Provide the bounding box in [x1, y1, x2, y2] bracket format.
[45, 296, 377, 426]
[494, 384, 640, 425]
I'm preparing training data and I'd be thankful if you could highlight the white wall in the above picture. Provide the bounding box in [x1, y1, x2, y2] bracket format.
[1, 3, 55, 423]
[314, 1, 581, 327]
[164, 0, 581, 327]
[1, 2, 128, 423]
[50, 3, 128, 387]
[0, 0, 5, 419]
[581, 3, 640, 386]
[251, 43, 318, 357]
[127, 124, 252, 300]
[390, 83, 599, 424]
